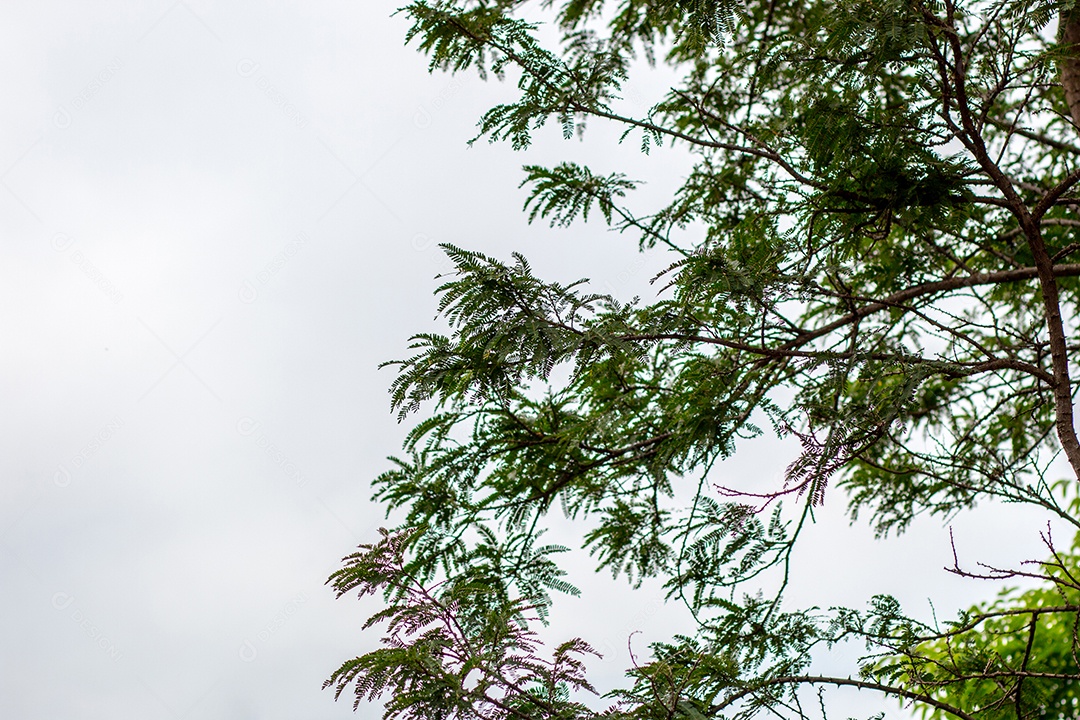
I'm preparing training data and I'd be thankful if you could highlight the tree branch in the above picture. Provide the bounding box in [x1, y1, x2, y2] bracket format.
[709, 675, 977, 720]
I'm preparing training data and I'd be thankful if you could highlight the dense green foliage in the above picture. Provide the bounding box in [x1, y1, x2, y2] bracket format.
[327, 1, 1080, 717]
[882, 528, 1080, 719]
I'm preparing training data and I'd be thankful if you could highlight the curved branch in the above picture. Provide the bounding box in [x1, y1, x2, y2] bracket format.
[438, 13, 828, 192]
[985, 116, 1080, 155]
[709, 674, 977, 720]
[1034, 167, 1080, 220]
[782, 264, 1080, 356]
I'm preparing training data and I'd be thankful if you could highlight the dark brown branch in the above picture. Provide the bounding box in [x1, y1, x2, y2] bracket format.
[1014, 614, 1039, 716]
[708, 675, 977, 720]
[985, 115, 1080, 154]
[1034, 167, 1080, 220]
[786, 264, 1080, 356]
[1022, 224, 1080, 478]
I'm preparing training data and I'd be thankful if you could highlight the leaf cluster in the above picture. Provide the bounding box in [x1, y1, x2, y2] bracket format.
[329, 0, 1080, 717]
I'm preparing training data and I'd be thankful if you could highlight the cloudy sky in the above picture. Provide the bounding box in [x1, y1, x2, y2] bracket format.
[0, 2, 1067, 718]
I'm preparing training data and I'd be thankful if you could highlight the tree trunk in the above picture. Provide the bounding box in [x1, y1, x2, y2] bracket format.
[1059, 8, 1080, 482]
[1061, 8, 1080, 130]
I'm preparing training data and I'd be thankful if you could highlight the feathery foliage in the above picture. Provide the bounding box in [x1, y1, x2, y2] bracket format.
[329, 0, 1080, 717]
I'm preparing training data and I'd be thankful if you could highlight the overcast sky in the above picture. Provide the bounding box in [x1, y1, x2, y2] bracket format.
[0, 3, 1068, 719]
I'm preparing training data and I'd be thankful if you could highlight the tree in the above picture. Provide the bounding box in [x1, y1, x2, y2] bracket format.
[887, 524, 1080, 719]
[325, 1, 1080, 718]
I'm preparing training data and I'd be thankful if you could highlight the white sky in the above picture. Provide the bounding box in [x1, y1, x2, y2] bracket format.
[0, 2, 1068, 718]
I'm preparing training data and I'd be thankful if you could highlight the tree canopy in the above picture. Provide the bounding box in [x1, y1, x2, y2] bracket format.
[327, 1, 1080, 718]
